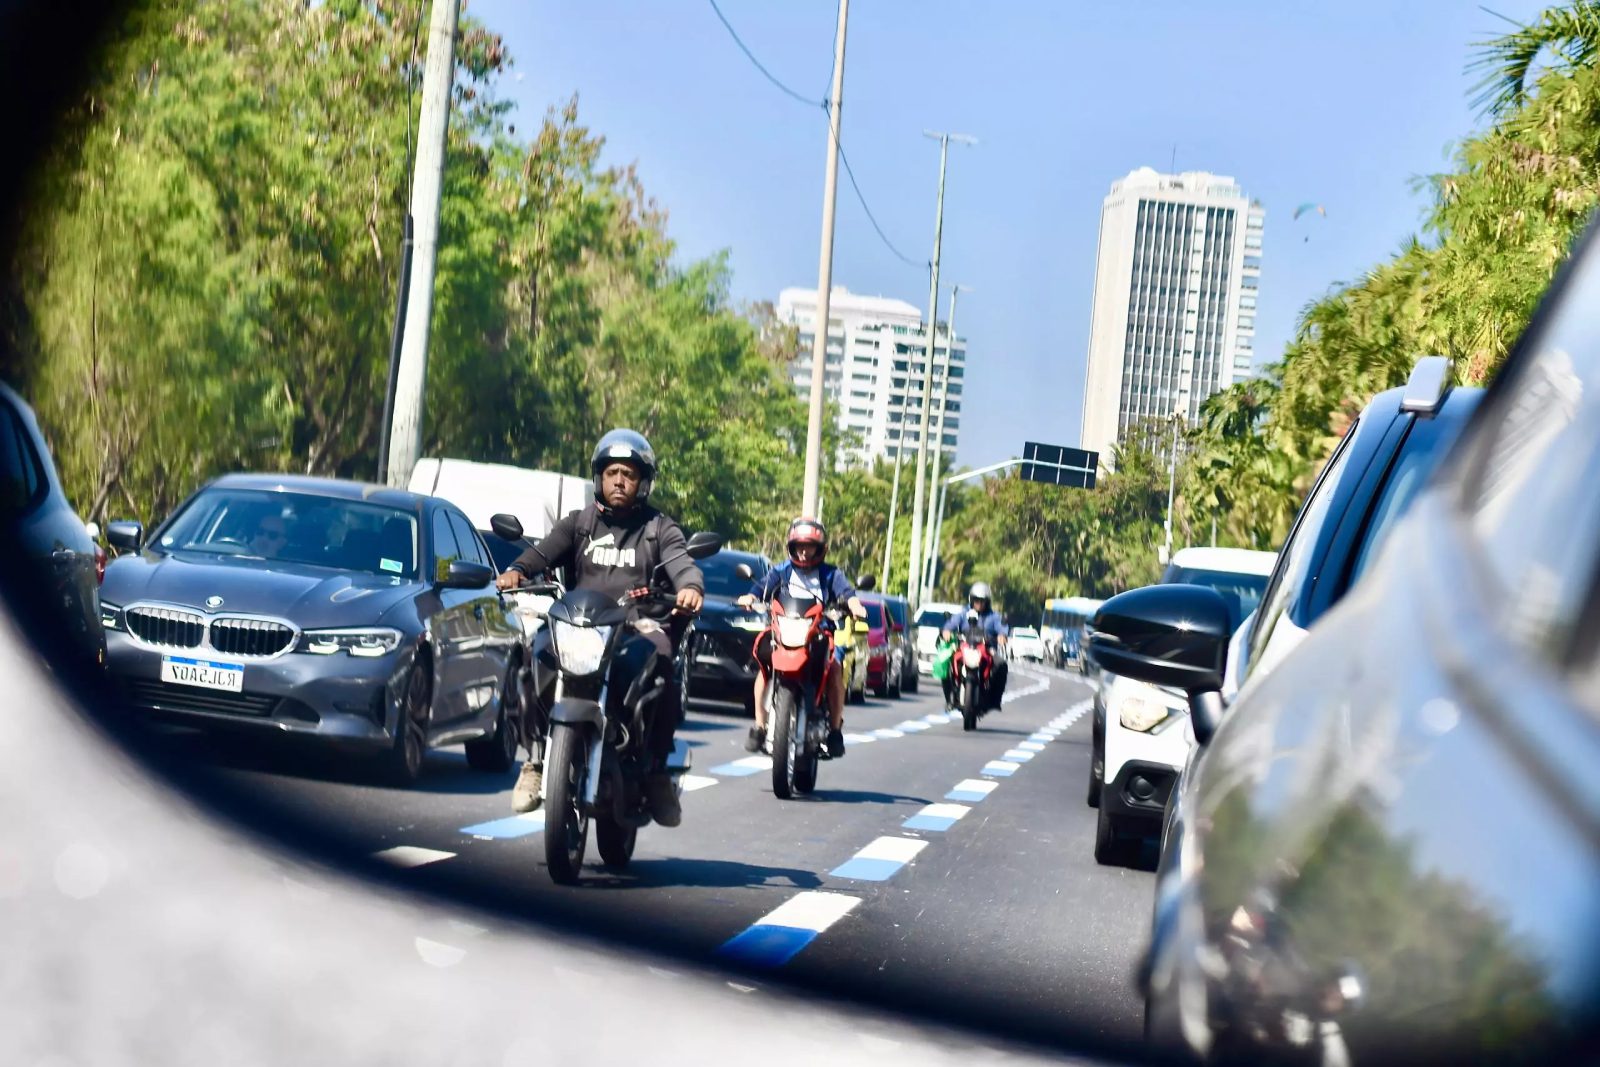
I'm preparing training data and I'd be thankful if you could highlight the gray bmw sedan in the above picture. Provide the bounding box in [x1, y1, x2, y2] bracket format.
[100, 474, 523, 785]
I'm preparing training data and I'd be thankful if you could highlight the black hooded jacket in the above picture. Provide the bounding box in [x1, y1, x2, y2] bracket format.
[509, 501, 703, 619]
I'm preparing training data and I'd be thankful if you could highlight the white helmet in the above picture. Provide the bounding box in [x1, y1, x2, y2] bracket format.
[969, 581, 992, 606]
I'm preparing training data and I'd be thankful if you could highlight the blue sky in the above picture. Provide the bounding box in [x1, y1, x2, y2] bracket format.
[472, 0, 1549, 468]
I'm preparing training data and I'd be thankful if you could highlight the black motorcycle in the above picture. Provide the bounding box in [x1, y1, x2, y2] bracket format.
[492, 514, 719, 884]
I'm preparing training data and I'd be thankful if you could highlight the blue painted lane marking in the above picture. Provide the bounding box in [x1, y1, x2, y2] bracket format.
[946, 778, 998, 802]
[1003, 748, 1036, 762]
[716, 891, 862, 967]
[902, 803, 970, 832]
[459, 812, 546, 839]
[708, 756, 771, 777]
[830, 836, 927, 882]
[982, 760, 1019, 778]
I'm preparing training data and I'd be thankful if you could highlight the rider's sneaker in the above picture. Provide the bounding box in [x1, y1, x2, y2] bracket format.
[826, 728, 846, 759]
[645, 773, 683, 827]
[511, 760, 542, 813]
[744, 726, 766, 753]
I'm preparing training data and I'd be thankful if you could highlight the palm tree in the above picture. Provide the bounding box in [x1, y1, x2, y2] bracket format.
[1471, 1, 1600, 116]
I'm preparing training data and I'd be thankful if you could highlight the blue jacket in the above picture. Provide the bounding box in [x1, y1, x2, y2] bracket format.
[750, 561, 855, 604]
[944, 607, 1007, 641]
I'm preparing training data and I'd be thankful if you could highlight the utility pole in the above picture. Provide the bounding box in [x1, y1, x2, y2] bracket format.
[881, 441, 904, 587]
[920, 283, 967, 601]
[907, 131, 973, 610]
[1161, 413, 1180, 565]
[385, 0, 460, 489]
[800, 0, 851, 518]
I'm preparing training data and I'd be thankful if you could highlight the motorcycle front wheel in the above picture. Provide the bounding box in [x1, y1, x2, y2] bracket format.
[543, 724, 590, 884]
[962, 677, 980, 732]
[770, 681, 800, 800]
[595, 814, 637, 868]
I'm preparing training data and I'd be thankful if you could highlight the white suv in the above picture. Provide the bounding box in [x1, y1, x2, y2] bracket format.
[1088, 547, 1275, 865]
[913, 601, 963, 674]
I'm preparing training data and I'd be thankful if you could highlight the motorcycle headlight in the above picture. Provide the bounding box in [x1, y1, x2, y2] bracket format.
[100, 601, 123, 632]
[775, 615, 811, 648]
[552, 620, 612, 676]
[731, 614, 767, 632]
[962, 646, 983, 667]
[1118, 694, 1181, 733]
[299, 627, 404, 657]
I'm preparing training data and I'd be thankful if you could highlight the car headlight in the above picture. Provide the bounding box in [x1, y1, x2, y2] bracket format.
[1118, 694, 1182, 733]
[299, 627, 403, 657]
[100, 601, 123, 631]
[774, 615, 811, 648]
[551, 620, 612, 676]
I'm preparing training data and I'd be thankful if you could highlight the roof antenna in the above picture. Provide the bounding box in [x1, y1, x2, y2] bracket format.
[1170, 143, 1177, 174]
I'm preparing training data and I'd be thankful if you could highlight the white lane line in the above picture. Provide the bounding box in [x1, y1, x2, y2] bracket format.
[717, 890, 863, 967]
[844, 732, 878, 744]
[895, 720, 932, 732]
[923, 712, 950, 724]
[680, 774, 720, 792]
[873, 728, 905, 739]
[374, 846, 456, 868]
[902, 803, 971, 832]
[982, 760, 1021, 777]
[1019, 741, 1048, 751]
[1003, 748, 1037, 762]
[708, 755, 772, 777]
[947, 778, 998, 801]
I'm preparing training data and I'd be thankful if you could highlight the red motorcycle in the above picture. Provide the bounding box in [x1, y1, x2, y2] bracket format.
[952, 608, 997, 731]
[737, 564, 844, 799]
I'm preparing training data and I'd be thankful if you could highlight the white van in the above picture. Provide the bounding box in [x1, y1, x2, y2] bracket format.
[409, 458, 590, 637]
[913, 600, 964, 674]
[1089, 546, 1276, 864]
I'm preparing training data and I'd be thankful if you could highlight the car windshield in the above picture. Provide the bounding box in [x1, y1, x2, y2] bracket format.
[915, 608, 951, 628]
[155, 488, 418, 579]
[699, 552, 763, 598]
[1012, 627, 1038, 639]
[1162, 566, 1268, 630]
[863, 602, 884, 627]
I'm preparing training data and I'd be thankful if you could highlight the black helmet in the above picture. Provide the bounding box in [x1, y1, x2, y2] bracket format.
[590, 428, 657, 506]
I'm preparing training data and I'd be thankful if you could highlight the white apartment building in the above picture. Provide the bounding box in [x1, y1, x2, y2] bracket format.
[1079, 168, 1264, 464]
[777, 286, 965, 466]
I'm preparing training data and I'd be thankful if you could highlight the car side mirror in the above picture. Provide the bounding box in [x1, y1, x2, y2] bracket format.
[734, 562, 754, 581]
[685, 531, 722, 560]
[490, 513, 525, 542]
[857, 574, 877, 591]
[440, 559, 495, 590]
[1086, 584, 1231, 746]
[105, 520, 144, 552]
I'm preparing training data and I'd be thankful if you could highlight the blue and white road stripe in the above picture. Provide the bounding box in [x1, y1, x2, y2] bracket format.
[707, 755, 772, 777]
[717, 890, 863, 967]
[902, 802, 971, 832]
[947, 778, 998, 802]
[831, 836, 928, 881]
[895, 720, 932, 732]
[982, 759, 1020, 778]
[1003, 748, 1036, 762]
[460, 812, 546, 840]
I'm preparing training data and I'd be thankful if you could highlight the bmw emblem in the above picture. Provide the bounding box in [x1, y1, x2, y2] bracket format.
[205, 595, 225, 610]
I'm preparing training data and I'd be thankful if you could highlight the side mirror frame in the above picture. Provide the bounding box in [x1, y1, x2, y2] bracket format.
[106, 520, 145, 553]
[439, 559, 495, 590]
[1086, 584, 1232, 746]
[685, 531, 723, 560]
[490, 513, 526, 543]
[856, 574, 877, 591]
[733, 562, 755, 581]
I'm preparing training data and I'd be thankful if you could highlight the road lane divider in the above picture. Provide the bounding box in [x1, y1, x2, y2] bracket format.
[830, 836, 928, 882]
[679, 774, 720, 792]
[982, 760, 1020, 777]
[946, 779, 998, 802]
[716, 890, 863, 967]
[902, 803, 971, 832]
[1002, 748, 1037, 762]
[460, 812, 546, 840]
[373, 846, 457, 867]
[707, 755, 772, 777]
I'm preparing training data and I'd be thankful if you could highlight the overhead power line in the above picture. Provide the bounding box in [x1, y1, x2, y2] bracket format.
[705, 0, 925, 272]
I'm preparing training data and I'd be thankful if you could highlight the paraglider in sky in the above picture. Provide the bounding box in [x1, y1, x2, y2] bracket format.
[1293, 202, 1326, 240]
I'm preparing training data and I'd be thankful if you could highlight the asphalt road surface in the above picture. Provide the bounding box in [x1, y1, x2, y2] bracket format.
[124, 663, 1157, 1061]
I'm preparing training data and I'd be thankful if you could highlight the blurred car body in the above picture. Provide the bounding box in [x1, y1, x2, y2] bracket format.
[914, 600, 963, 674]
[1007, 625, 1044, 662]
[684, 547, 771, 711]
[859, 593, 903, 698]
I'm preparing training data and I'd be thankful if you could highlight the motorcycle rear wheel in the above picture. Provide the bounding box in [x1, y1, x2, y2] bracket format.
[543, 725, 590, 884]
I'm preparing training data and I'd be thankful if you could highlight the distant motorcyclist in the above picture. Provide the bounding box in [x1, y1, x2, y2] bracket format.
[736, 517, 866, 758]
[943, 580, 1008, 710]
[495, 429, 704, 825]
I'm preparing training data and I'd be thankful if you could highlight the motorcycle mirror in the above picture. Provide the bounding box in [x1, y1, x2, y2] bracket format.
[857, 574, 877, 591]
[685, 531, 722, 560]
[490, 513, 525, 542]
[734, 562, 754, 581]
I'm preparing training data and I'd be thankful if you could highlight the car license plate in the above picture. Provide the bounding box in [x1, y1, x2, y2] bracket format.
[161, 655, 245, 693]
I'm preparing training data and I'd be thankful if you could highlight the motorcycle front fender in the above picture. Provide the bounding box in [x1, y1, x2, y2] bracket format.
[549, 698, 604, 729]
[771, 643, 810, 673]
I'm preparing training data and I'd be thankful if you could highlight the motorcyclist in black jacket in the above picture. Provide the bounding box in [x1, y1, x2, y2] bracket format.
[494, 429, 704, 826]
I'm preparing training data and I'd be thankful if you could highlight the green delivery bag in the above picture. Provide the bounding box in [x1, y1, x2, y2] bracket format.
[931, 641, 955, 682]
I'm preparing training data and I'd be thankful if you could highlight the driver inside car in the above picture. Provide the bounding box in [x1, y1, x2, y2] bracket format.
[494, 429, 703, 826]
